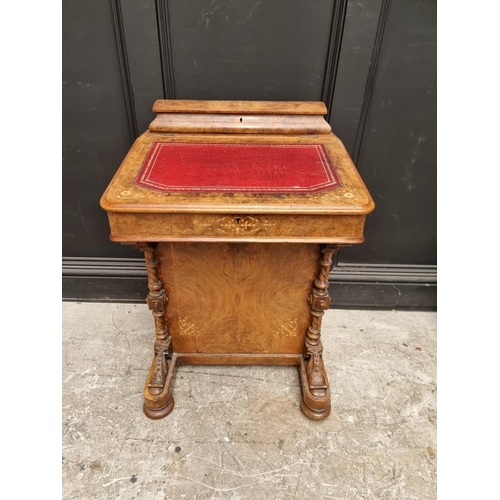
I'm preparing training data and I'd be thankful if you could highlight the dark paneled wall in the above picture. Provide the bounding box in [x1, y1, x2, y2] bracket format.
[63, 0, 135, 258]
[169, 0, 335, 101]
[120, 0, 164, 133]
[340, 0, 437, 265]
[62, 0, 436, 308]
[330, 0, 383, 154]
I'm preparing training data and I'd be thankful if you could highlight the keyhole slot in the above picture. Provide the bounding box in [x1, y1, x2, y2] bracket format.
[239, 117, 243, 123]
[235, 217, 241, 224]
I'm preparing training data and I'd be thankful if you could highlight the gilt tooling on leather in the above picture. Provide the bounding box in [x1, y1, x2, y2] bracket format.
[133, 142, 342, 194]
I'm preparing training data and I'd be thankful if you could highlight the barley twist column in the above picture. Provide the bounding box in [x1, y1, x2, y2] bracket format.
[137, 242, 174, 419]
[301, 244, 339, 420]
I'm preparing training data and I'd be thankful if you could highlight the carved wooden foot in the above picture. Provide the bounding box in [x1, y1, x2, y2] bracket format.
[300, 245, 339, 420]
[299, 355, 331, 420]
[143, 399, 174, 420]
[143, 352, 177, 419]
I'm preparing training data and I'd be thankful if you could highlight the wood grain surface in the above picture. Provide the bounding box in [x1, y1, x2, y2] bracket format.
[149, 113, 332, 134]
[157, 242, 320, 355]
[152, 100, 328, 115]
[107, 212, 366, 243]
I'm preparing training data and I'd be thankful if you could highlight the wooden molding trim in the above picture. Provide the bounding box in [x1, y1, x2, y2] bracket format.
[352, 0, 392, 163]
[152, 100, 328, 115]
[321, 0, 349, 123]
[110, 0, 138, 140]
[62, 258, 436, 281]
[155, 0, 175, 99]
[62, 257, 436, 309]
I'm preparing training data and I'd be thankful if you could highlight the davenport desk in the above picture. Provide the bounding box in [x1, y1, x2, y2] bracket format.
[100, 100, 374, 421]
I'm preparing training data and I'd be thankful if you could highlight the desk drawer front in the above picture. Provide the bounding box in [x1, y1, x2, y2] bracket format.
[108, 212, 366, 243]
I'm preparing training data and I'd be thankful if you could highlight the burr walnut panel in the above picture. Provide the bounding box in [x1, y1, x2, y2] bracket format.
[156, 242, 320, 354]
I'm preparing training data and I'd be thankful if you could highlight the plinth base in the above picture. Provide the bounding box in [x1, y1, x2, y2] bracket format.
[143, 397, 175, 419]
[142, 352, 331, 421]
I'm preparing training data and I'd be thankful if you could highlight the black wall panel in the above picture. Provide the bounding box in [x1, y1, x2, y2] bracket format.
[329, 0, 383, 155]
[339, 0, 437, 265]
[168, 0, 335, 100]
[120, 0, 164, 133]
[62, 0, 136, 258]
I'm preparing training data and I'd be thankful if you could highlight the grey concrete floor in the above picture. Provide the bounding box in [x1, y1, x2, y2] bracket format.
[62, 303, 436, 500]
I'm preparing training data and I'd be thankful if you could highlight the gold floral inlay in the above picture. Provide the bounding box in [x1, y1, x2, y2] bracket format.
[272, 319, 298, 338]
[204, 216, 276, 235]
[178, 317, 202, 336]
[312, 188, 358, 202]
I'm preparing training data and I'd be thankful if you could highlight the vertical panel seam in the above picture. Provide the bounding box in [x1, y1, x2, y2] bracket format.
[321, 0, 348, 266]
[352, 0, 392, 165]
[321, 0, 349, 123]
[155, 0, 176, 99]
[110, 0, 139, 141]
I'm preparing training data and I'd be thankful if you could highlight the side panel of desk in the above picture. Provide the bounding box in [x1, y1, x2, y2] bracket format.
[156, 242, 320, 355]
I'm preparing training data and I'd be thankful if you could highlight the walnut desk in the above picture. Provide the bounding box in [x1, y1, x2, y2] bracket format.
[100, 100, 374, 421]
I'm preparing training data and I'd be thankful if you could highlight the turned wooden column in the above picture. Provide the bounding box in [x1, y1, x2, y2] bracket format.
[137, 242, 175, 419]
[300, 244, 339, 420]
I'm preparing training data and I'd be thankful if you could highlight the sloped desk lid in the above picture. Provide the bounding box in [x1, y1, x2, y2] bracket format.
[101, 100, 374, 216]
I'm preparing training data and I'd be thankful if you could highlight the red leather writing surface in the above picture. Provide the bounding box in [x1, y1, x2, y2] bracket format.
[134, 142, 342, 194]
